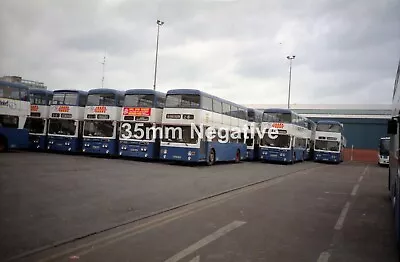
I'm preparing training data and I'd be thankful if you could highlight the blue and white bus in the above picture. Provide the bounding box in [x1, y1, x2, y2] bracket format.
[313, 120, 346, 163]
[82, 89, 124, 156]
[246, 108, 263, 160]
[386, 58, 400, 244]
[378, 137, 390, 166]
[25, 89, 53, 150]
[119, 89, 166, 159]
[160, 89, 248, 165]
[259, 108, 311, 163]
[0, 80, 30, 152]
[47, 90, 87, 153]
[306, 118, 316, 160]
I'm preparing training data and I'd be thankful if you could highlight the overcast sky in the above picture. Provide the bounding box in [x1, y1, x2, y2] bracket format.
[1, 0, 399, 105]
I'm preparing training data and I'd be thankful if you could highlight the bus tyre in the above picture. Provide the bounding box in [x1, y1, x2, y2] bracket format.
[0, 136, 7, 153]
[207, 149, 215, 166]
[235, 150, 240, 163]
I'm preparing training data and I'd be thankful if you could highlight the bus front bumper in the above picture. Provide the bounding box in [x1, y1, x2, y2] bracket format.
[160, 146, 203, 162]
[119, 141, 155, 158]
[259, 148, 292, 162]
[47, 136, 80, 152]
[378, 155, 389, 165]
[29, 134, 46, 150]
[82, 138, 116, 155]
[314, 152, 341, 163]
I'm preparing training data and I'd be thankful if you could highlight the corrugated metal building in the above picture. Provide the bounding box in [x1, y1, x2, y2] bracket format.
[246, 104, 391, 150]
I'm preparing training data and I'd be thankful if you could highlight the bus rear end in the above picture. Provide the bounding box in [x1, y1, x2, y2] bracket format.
[378, 137, 390, 166]
[47, 90, 87, 153]
[82, 89, 123, 156]
[0, 80, 30, 152]
[119, 89, 165, 159]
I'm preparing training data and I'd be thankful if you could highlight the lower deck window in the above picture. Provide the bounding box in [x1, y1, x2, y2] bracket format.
[0, 115, 19, 128]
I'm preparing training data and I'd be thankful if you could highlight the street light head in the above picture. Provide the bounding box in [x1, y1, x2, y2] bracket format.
[286, 55, 295, 60]
[157, 20, 164, 26]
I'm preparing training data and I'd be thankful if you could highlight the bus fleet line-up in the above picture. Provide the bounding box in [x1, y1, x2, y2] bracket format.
[1, 83, 348, 165]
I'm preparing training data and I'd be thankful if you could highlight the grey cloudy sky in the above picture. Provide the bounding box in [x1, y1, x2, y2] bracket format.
[1, 0, 399, 105]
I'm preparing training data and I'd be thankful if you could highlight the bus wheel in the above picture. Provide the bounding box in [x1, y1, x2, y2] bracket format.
[235, 150, 240, 163]
[0, 136, 7, 153]
[207, 149, 216, 166]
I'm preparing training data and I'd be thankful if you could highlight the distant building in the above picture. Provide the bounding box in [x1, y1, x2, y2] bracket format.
[0, 75, 47, 90]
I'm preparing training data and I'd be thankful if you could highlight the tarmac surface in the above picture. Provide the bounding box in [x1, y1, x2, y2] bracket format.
[0, 151, 398, 261]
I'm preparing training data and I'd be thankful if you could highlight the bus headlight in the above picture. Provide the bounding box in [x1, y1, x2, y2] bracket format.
[188, 151, 192, 156]
[106, 150, 109, 154]
[145, 153, 148, 157]
[163, 149, 168, 154]
[102, 144, 108, 148]
[65, 142, 70, 146]
[83, 149, 86, 152]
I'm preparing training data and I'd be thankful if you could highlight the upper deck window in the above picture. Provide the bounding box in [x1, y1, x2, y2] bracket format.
[87, 94, 116, 106]
[263, 112, 291, 123]
[165, 94, 200, 108]
[52, 93, 79, 105]
[124, 94, 154, 108]
[316, 123, 342, 132]
[0, 85, 21, 100]
[379, 138, 390, 155]
[30, 93, 48, 105]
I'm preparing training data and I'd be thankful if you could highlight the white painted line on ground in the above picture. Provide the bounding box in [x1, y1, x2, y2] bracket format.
[362, 165, 369, 176]
[188, 255, 200, 262]
[358, 176, 364, 183]
[317, 251, 331, 262]
[334, 201, 351, 230]
[324, 192, 347, 195]
[351, 184, 360, 196]
[164, 221, 246, 262]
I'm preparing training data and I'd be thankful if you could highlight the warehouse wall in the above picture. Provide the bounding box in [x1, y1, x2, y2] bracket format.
[309, 117, 388, 150]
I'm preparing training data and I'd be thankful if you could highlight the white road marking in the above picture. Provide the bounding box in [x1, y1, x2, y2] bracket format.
[334, 201, 351, 230]
[317, 251, 331, 262]
[351, 184, 360, 196]
[188, 255, 200, 262]
[164, 221, 246, 262]
[358, 176, 364, 183]
[324, 192, 347, 195]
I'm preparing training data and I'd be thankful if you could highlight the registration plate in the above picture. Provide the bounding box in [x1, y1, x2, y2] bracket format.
[270, 154, 277, 157]
[92, 146, 100, 149]
[173, 155, 182, 159]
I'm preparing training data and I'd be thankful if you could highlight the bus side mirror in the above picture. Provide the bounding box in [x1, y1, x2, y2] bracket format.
[387, 119, 398, 134]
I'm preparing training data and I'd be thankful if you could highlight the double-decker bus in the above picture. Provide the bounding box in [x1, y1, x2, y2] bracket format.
[160, 89, 248, 165]
[306, 119, 316, 160]
[386, 58, 400, 244]
[246, 108, 263, 160]
[119, 89, 166, 159]
[378, 137, 390, 166]
[82, 89, 124, 156]
[25, 89, 53, 150]
[0, 80, 30, 152]
[259, 108, 311, 163]
[313, 120, 346, 163]
[47, 90, 87, 152]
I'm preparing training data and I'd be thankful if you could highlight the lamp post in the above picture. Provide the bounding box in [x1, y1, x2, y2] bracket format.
[153, 20, 164, 91]
[286, 55, 295, 109]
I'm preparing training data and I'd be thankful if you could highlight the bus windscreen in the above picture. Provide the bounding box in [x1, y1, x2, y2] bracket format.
[165, 94, 200, 108]
[87, 94, 116, 106]
[124, 94, 154, 107]
[379, 139, 390, 156]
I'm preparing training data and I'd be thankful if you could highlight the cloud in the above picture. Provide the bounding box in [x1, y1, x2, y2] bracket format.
[0, 0, 399, 105]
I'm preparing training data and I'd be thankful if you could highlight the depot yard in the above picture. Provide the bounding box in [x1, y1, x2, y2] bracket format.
[0, 151, 398, 261]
